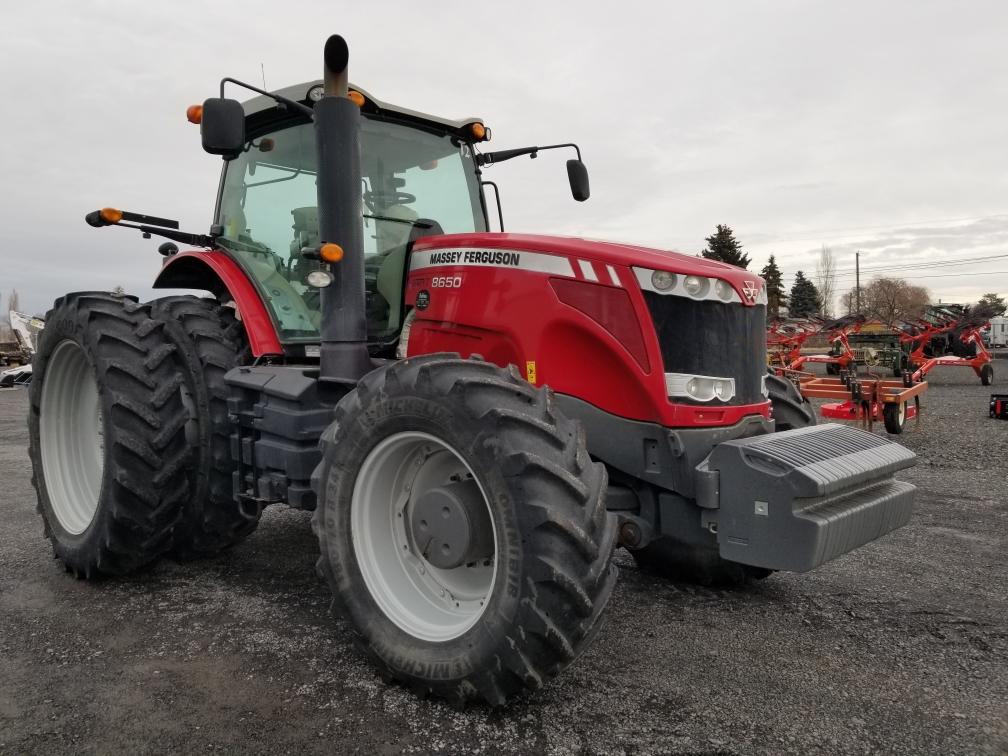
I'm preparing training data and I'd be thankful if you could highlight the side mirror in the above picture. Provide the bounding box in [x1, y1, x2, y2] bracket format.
[566, 159, 590, 202]
[201, 98, 245, 159]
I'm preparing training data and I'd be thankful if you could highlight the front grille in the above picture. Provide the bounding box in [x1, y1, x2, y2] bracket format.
[642, 292, 766, 405]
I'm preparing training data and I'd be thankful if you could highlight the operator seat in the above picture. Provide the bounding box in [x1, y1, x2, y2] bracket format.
[372, 204, 418, 333]
[376, 215, 444, 335]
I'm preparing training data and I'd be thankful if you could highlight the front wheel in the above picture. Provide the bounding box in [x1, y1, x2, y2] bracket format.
[766, 371, 817, 431]
[312, 355, 618, 705]
[981, 363, 994, 386]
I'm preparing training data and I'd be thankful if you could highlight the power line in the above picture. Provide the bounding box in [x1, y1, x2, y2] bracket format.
[829, 269, 1008, 295]
[832, 252, 1008, 276]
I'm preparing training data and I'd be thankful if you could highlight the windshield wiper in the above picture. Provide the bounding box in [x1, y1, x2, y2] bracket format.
[362, 214, 433, 228]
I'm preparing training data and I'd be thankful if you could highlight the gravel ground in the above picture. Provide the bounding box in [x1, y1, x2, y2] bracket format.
[0, 365, 1005, 755]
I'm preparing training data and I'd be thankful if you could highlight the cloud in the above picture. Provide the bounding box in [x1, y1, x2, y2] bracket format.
[2, 1, 1008, 316]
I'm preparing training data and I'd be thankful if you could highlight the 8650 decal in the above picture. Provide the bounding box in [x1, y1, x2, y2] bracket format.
[431, 276, 463, 288]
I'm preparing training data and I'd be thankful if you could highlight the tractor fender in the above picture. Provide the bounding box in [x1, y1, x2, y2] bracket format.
[153, 251, 282, 357]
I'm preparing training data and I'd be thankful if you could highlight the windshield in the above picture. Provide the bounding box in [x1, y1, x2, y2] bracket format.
[216, 116, 486, 343]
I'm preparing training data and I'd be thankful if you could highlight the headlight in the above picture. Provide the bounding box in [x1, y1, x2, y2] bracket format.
[715, 279, 734, 301]
[634, 268, 742, 303]
[651, 270, 677, 291]
[306, 270, 333, 288]
[683, 275, 709, 298]
[665, 372, 736, 402]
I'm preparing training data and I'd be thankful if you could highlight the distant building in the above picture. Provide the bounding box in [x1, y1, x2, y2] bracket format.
[988, 316, 1008, 348]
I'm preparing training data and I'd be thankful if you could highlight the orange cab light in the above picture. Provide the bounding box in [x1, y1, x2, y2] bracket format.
[186, 104, 203, 124]
[347, 90, 365, 107]
[320, 243, 344, 263]
[99, 207, 123, 224]
[470, 122, 487, 140]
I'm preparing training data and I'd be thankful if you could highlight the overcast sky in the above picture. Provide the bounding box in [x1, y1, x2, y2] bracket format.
[2, 1, 1007, 317]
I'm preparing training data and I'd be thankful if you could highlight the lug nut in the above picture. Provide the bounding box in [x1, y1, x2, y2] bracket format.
[619, 521, 642, 548]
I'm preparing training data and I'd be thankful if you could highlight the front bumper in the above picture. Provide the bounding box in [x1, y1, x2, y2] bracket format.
[705, 423, 916, 572]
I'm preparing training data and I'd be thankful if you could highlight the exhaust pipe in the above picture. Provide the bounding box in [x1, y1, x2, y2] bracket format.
[314, 34, 372, 383]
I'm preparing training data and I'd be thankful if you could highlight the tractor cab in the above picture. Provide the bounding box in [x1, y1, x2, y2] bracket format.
[215, 83, 488, 351]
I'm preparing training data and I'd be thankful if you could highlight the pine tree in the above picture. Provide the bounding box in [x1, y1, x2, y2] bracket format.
[759, 255, 787, 318]
[701, 224, 751, 269]
[789, 271, 821, 318]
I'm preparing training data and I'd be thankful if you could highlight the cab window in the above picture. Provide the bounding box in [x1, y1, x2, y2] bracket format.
[216, 116, 486, 343]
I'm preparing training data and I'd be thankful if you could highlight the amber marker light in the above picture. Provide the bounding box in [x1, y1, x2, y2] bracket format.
[186, 104, 203, 124]
[320, 243, 344, 263]
[470, 122, 487, 140]
[347, 90, 365, 107]
[99, 207, 123, 224]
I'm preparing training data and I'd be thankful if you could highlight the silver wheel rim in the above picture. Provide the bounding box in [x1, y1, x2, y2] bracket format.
[351, 432, 497, 642]
[898, 401, 906, 425]
[39, 340, 104, 535]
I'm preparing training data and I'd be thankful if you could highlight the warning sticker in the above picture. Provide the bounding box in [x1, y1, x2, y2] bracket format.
[526, 360, 537, 384]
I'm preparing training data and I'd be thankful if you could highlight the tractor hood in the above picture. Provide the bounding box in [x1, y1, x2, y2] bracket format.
[411, 232, 765, 304]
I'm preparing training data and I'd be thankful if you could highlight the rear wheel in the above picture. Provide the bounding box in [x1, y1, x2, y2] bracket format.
[28, 293, 189, 577]
[981, 363, 993, 386]
[149, 296, 257, 558]
[882, 401, 907, 435]
[312, 355, 618, 705]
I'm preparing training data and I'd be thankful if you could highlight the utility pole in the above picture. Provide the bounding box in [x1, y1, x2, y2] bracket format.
[855, 250, 861, 315]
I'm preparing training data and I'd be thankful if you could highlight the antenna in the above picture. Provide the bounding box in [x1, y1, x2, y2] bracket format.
[260, 63, 266, 90]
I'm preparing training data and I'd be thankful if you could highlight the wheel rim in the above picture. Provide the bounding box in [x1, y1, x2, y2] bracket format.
[39, 340, 104, 535]
[351, 432, 497, 642]
[898, 401, 906, 425]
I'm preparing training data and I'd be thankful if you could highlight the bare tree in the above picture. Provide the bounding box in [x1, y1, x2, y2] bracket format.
[862, 277, 930, 325]
[815, 246, 836, 317]
[841, 288, 859, 316]
[7, 289, 19, 313]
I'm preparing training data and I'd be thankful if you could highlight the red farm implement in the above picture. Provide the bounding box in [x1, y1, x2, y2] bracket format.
[768, 315, 864, 375]
[900, 305, 995, 386]
[795, 369, 928, 434]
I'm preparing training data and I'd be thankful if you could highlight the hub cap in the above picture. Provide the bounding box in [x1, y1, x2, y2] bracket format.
[351, 432, 497, 642]
[39, 340, 105, 535]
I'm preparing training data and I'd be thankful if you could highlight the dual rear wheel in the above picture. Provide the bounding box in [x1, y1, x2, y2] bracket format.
[29, 293, 254, 576]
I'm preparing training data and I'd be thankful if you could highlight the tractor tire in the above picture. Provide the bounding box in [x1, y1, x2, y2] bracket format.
[149, 296, 257, 558]
[312, 354, 618, 706]
[766, 371, 817, 431]
[981, 363, 993, 386]
[28, 293, 189, 578]
[883, 401, 908, 435]
[631, 370, 815, 586]
[825, 362, 837, 375]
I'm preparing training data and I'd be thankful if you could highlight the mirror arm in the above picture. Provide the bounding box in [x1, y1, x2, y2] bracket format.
[480, 181, 505, 231]
[218, 77, 314, 118]
[478, 142, 582, 166]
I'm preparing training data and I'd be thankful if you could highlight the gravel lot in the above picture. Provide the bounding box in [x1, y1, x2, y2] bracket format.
[1, 365, 1005, 755]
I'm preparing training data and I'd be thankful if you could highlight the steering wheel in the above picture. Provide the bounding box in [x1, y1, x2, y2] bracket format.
[363, 190, 417, 209]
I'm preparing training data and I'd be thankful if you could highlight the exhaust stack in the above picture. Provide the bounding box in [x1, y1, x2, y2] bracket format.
[314, 34, 372, 383]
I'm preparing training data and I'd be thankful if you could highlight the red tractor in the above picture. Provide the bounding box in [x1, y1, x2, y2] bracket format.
[28, 35, 917, 705]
